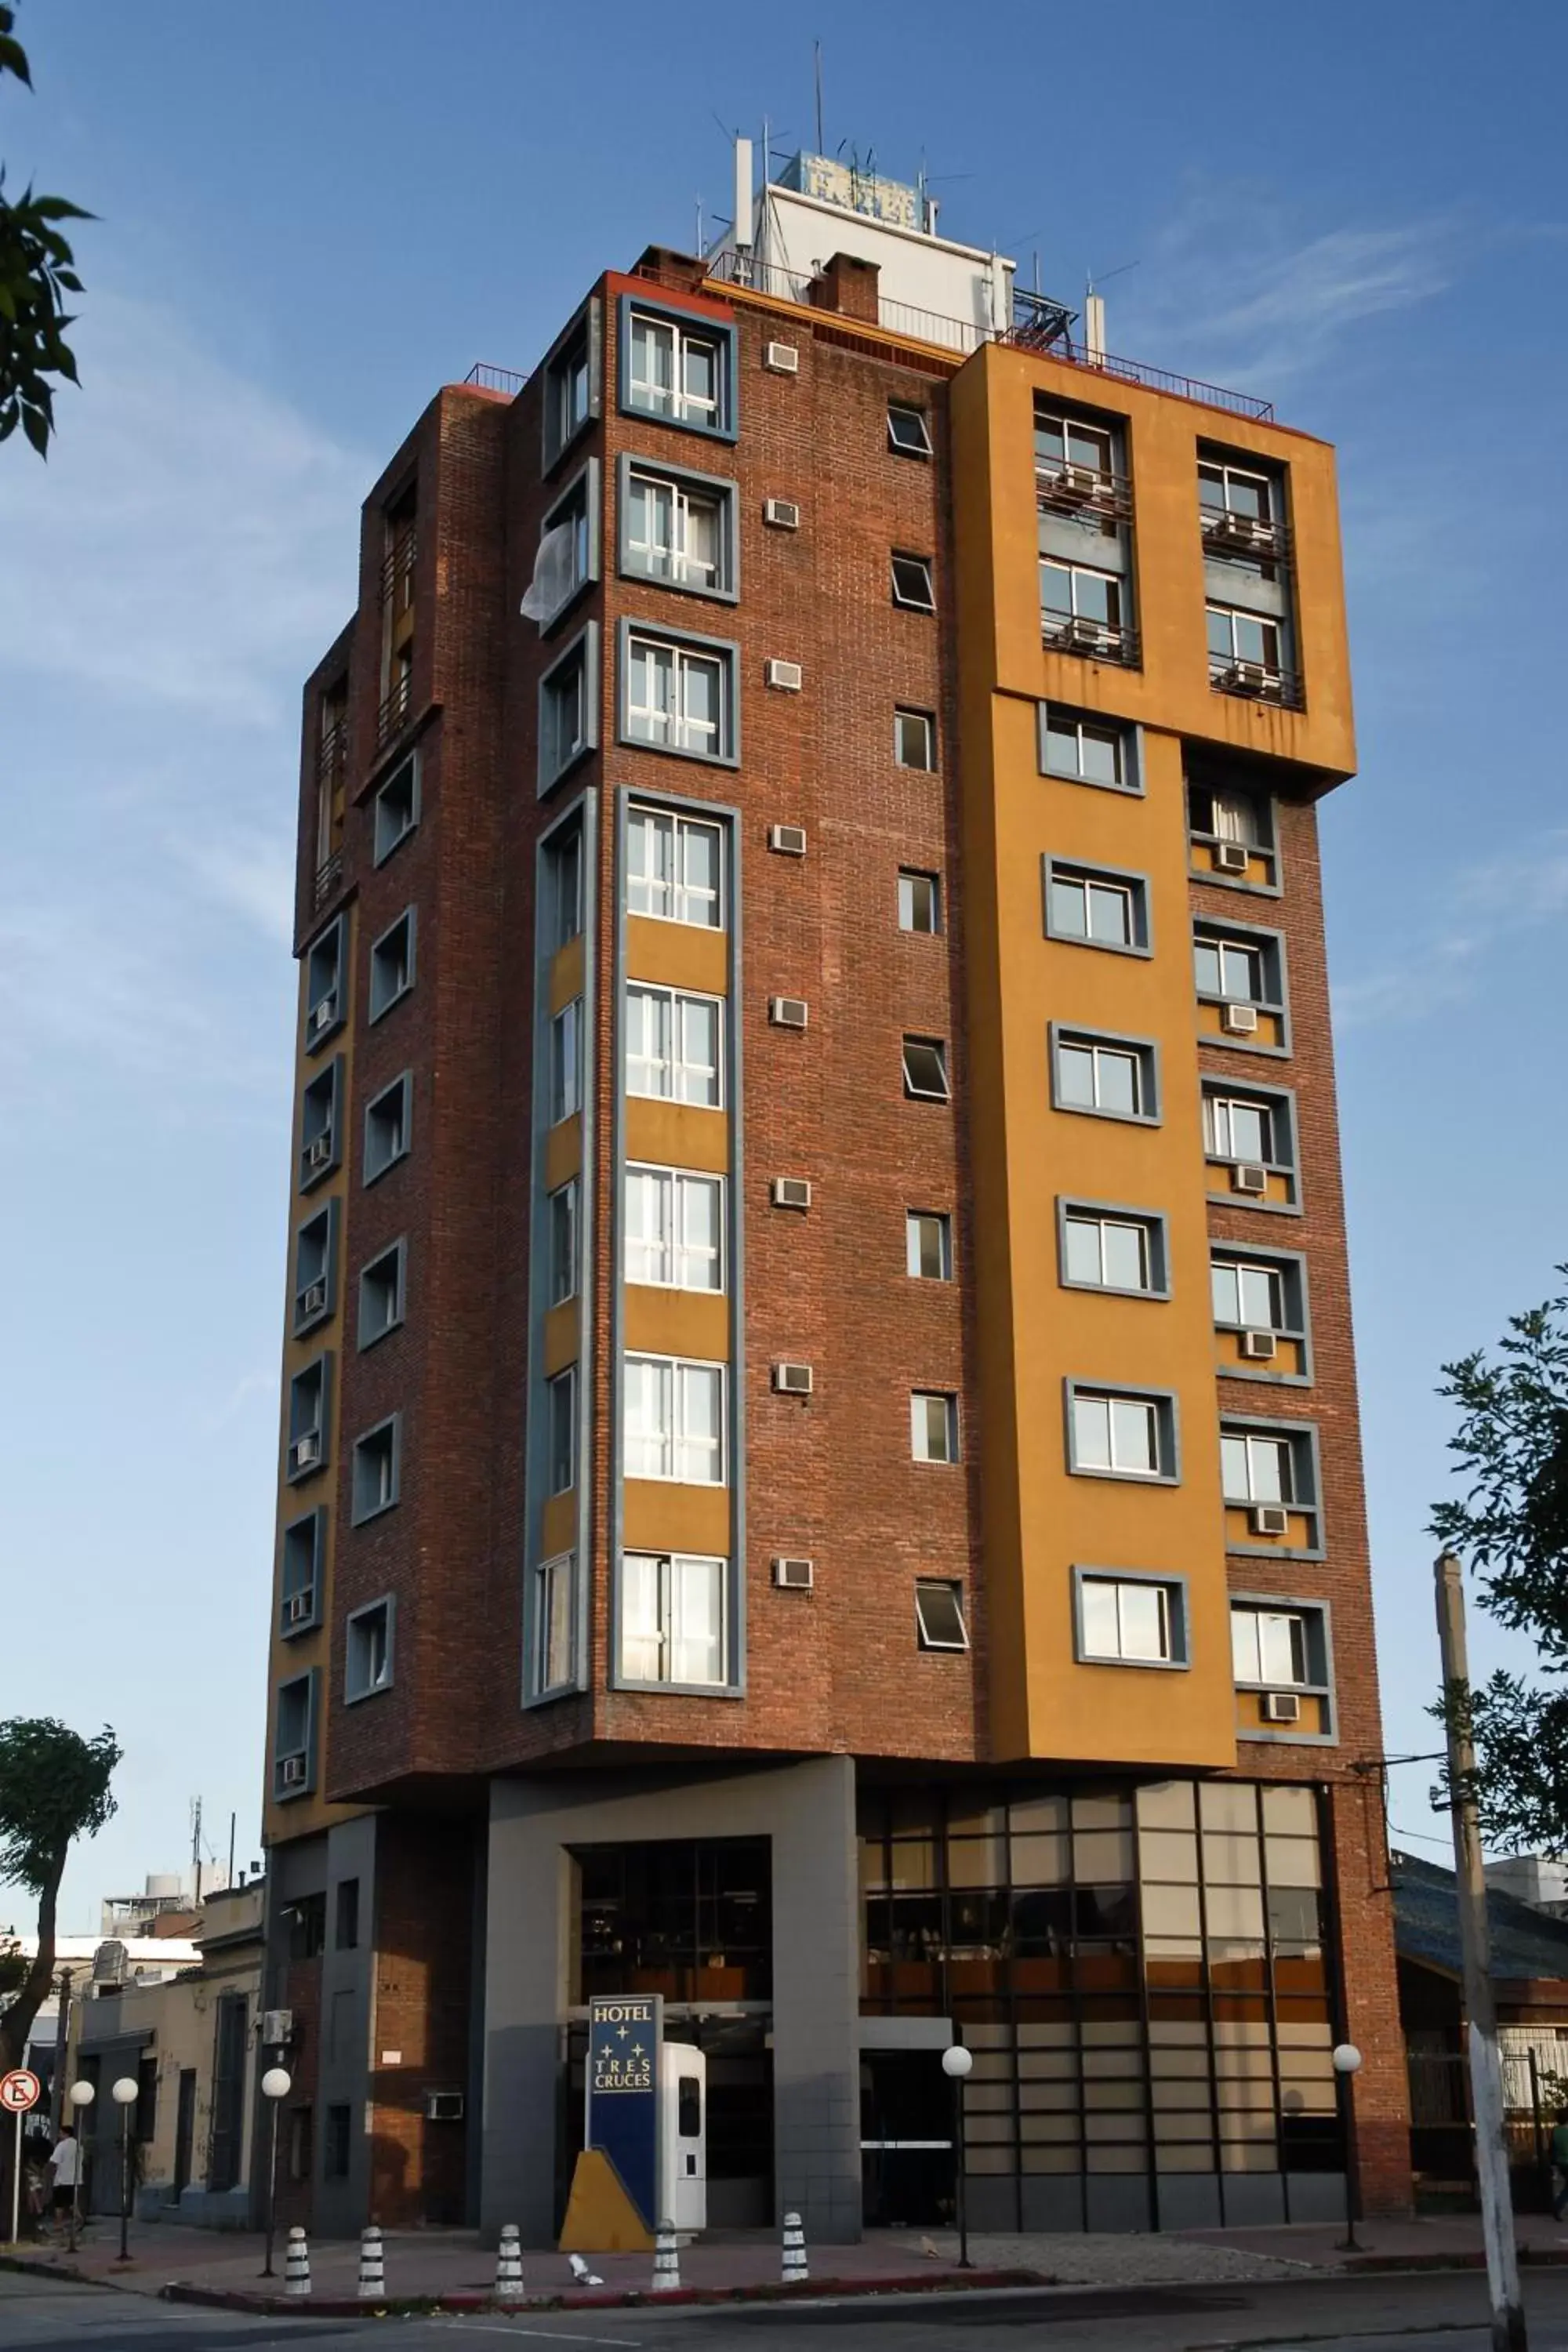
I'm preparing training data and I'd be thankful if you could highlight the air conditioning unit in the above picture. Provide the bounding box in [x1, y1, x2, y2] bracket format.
[764, 341, 800, 374]
[425, 2091, 465, 2122]
[1044, 462, 1099, 501]
[1222, 1003, 1260, 1036]
[1213, 842, 1250, 875]
[765, 659, 804, 691]
[306, 1133, 333, 1169]
[1259, 1690, 1302, 1724]
[278, 1754, 308, 1790]
[261, 2009, 293, 2046]
[300, 1279, 328, 1316]
[772, 1556, 815, 1591]
[1231, 1163, 1269, 1196]
[764, 498, 801, 530]
[1239, 1330, 1278, 1362]
[1250, 1504, 1290, 1537]
[771, 1176, 811, 1210]
[1065, 615, 1107, 648]
[284, 1588, 317, 1628]
[769, 823, 807, 857]
[1228, 660, 1269, 691]
[311, 994, 337, 1033]
[291, 1432, 321, 1472]
[770, 996, 809, 1029]
[772, 1362, 814, 1396]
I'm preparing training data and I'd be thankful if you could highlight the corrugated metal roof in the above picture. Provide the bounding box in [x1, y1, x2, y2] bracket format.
[1393, 1849, 1568, 1982]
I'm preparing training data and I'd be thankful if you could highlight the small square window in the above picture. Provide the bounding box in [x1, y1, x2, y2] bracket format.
[915, 1581, 968, 1650]
[1077, 1573, 1186, 1667]
[547, 1364, 577, 1495]
[372, 754, 419, 866]
[278, 1509, 325, 1639]
[358, 1240, 405, 1348]
[911, 1391, 959, 1464]
[620, 457, 738, 600]
[1052, 1027, 1159, 1123]
[542, 818, 584, 952]
[902, 1036, 950, 1102]
[1221, 1418, 1320, 1549]
[351, 1417, 401, 1523]
[1039, 704, 1139, 793]
[1045, 861, 1150, 955]
[364, 1073, 412, 1184]
[626, 985, 722, 1106]
[1067, 1383, 1178, 1481]
[622, 301, 735, 438]
[1203, 1081, 1296, 1191]
[292, 1200, 338, 1337]
[1060, 1204, 1166, 1297]
[898, 870, 942, 934]
[548, 1180, 579, 1306]
[346, 1598, 394, 1702]
[887, 403, 934, 458]
[299, 1058, 343, 1192]
[368, 909, 416, 1022]
[895, 708, 936, 770]
[1194, 919, 1286, 1025]
[627, 805, 724, 927]
[550, 1000, 583, 1123]
[304, 916, 346, 1052]
[1231, 1602, 1314, 1688]
[891, 552, 935, 612]
[907, 1210, 952, 1280]
[539, 623, 599, 795]
[622, 625, 738, 765]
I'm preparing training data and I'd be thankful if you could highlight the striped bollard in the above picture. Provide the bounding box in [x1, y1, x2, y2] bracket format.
[283, 2226, 311, 2298]
[652, 2220, 681, 2293]
[493, 2222, 524, 2300]
[357, 2223, 385, 2300]
[781, 2209, 808, 2285]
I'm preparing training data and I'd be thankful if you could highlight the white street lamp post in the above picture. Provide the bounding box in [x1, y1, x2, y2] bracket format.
[66, 2080, 93, 2251]
[942, 2044, 975, 2270]
[260, 2068, 292, 2279]
[110, 2078, 138, 2263]
[1332, 2042, 1363, 2253]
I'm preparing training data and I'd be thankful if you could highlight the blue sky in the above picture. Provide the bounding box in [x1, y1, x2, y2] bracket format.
[2, 0, 1564, 1929]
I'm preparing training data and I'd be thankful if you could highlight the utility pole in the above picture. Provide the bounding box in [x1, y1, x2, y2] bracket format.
[1435, 1550, 1527, 2352]
[49, 1969, 72, 2134]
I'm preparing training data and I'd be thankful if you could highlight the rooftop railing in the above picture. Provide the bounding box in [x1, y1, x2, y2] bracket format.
[463, 361, 529, 396]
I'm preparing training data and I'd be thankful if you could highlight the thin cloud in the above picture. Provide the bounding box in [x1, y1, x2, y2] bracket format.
[178, 828, 298, 946]
[1333, 834, 1568, 1030]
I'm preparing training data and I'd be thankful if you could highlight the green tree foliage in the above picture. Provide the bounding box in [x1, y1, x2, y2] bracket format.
[0, 1719, 121, 2074]
[0, 2, 90, 456]
[1430, 1271, 1568, 1853]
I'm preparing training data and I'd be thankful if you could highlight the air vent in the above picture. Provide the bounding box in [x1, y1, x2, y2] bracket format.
[771, 1177, 811, 1210]
[1239, 1330, 1278, 1362]
[765, 659, 804, 692]
[770, 996, 809, 1029]
[764, 341, 800, 374]
[1231, 1163, 1269, 1196]
[769, 824, 807, 857]
[425, 2090, 465, 2122]
[1259, 1690, 1302, 1724]
[1213, 842, 1250, 875]
[764, 498, 801, 530]
[772, 1556, 815, 1591]
[1222, 1003, 1260, 1036]
[1250, 1504, 1290, 1537]
[772, 1362, 814, 1396]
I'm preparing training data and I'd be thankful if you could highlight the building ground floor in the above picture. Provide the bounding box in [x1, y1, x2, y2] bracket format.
[261, 1754, 1411, 2241]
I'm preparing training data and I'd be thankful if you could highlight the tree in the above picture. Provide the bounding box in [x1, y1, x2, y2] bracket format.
[0, 1719, 121, 2075]
[1430, 1269, 1568, 1853]
[0, 2, 90, 456]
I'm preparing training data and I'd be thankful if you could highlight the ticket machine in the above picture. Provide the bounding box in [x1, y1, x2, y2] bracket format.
[659, 2042, 707, 2231]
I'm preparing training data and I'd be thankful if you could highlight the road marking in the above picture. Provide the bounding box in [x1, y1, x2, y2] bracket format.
[437, 2323, 644, 2347]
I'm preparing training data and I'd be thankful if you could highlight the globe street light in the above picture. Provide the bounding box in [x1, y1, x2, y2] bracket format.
[65, 2082, 93, 2252]
[942, 2044, 975, 2270]
[260, 2068, 292, 2280]
[1332, 2043, 1363, 2253]
[110, 2078, 138, 2263]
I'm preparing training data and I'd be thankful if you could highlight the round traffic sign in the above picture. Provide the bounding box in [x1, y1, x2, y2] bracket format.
[0, 2069, 41, 2114]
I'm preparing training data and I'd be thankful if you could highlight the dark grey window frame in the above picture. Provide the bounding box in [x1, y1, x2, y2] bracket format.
[368, 906, 417, 1024]
[616, 615, 741, 770]
[538, 619, 601, 799]
[1201, 1076, 1301, 1213]
[350, 1413, 402, 1526]
[616, 450, 740, 605]
[1220, 1412, 1324, 1556]
[1049, 1022, 1162, 1126]
[541, 293, 601, 473]
[303, 914, 347, 1054]
[616, 293, 738, 442]
[1072, 1564, 1190, 1670]
[533, 455, 602, 634]
[1230, 1588, 1338, 1744]
[1186, 771, 1281, 895]
[547, 1178, 579, 1307]
[1055, 1196, 1171, 1301]
[1038, 701, 1144, 795]
[278, 1506, 326, 1639]
[1193, 913, 1290, 1052]
[272, 1667, 318, 1802]
[292, 1196, 340, 1338]
[299, 1055, 343, 1193]
[1064, 1378, 1181, 1484]
[358, 1236, 407, 1350]
[372, 750, 420, 867]
[363, 1071, 413, 1186]
[1043, 855, 1152, 958]
[344, 1594, 396, 1704]
[1211, 1241, 1312, 1385]
[547, 1363, 578, 1496]
[285, 1352, 333, 1486]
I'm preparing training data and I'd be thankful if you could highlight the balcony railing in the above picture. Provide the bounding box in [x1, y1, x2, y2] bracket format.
[1036, 459, 1134, 526]
[317, 718, 349, 785]
[376, 670, 413, 749]
[463, 361, 528, 396]
[313, 850, 343, 909]
[1201, 506, 1291, 564]
[1043, 615, 1142, 667]
[1209, 657, 1304, 710]
[380, 528, 417, 610]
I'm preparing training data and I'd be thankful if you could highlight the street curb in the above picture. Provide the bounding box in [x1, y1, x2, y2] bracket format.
[0, 2252, 94, 2285]
[156, 2266, 1047, 2318]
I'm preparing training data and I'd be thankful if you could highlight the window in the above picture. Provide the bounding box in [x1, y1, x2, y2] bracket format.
[334, 1879, 360, 1952]
[324, 2105, 352, 2183]
[524, 462, 597, 628]
[285, 1891, 326, 1960]
[1203, 1082, 1294, 1175]
[621, 459, 736, 598]
[346, 1598, 394, 1702]
[539, 624, 599, 793]
[299, 1058, 342, 1192]
[304, 916, 345, 1051]
[895, 708, 935, 770]
[1041, 557, 1127, 651]
[548, 1180, 579, 1306]
[1211, 1254, 1284, 1332]
[622, 303, 734, 437]
[1044, 860, 1149, 954]
[1220, 1420, 1322, 1551]
[543, 307, 596, 466]
[368, 909, 416, 1022]
[1200, 458, 1276, 527]
[543, 821, 584, 954]
[278, 1508, 325, 1638]
[535, 1552, 575, 1692]
[1189, 779, 1269, 848]
[1076, 1573, 1186, 1667]
[891, 552, 935, 612]
[359, 1240, 405, 1348]
[292, 1200, 338, 1337]
[1067, 1385, 1177, 1480]
[620, 1552, 728, 1685]
[624, 1355, 724, 1483]
[902, 1036, 950, 1102]
[911, 1391, 959, 1465]
[364, 1073, 412, 1183]
[887, 402, 933, 458]
[1195, 930, 1261, 1002]
[625, 985, 721, 1106]
[626, 806, 723, 927]
[1052, 1028, 1158, 1123]
[1207, 602, 1283, 677]
[286, 1356, 331, 1483]
[273, 1671, 316, 1801]
[626, 1166, 723, 1290]
[547, 1366, 577, 1495]
[550, 1000, 582, 1123]
[915, 1581, 969, 1650]
[1060, 1205, 1165, 1297]
[372, 753, 419, 866]
[898, 869, 941, 934]
[1035, 407, 1116, 482]
[906, 1210, 952, 1281]
[623, 626, 735, 763]
[351, 1416, 401, 1523]
[1039, 704, 1138, 793]
[1231, 1604, 1309, 1687]
[1222, 1425, 1302, 1504]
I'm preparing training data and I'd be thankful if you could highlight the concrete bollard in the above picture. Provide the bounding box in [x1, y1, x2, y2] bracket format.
[493, 2221, 525, 2300]
[284, 2225, 311, 2299]
[356, 2223, 385, 2301]
[781, 2209, 808, 2285]
[652, 2220, 681, 2293]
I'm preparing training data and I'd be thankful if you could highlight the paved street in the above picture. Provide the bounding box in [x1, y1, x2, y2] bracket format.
[9, 2266, 1568, 2351]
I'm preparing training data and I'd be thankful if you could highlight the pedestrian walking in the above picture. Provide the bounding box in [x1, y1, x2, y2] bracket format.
[46, 2125, 80, 2233]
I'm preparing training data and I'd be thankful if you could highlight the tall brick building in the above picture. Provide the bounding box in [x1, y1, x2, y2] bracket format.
[259, 147, 1408, 2240]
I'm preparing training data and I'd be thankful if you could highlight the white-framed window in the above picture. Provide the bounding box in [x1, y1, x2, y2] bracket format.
[1046, 862, 1146, 952]
[1035, 408, 1116, 481]
[1203, 1089, 1276, 1164]
[1189, 780, 1269, 848]
[902, 1036, 950, 1102]
[1207, 604, 1283, 673]
[906, 1210, 952, 1281]
[620, 1551, 727, 1686]
[1054, 1031, 1156, 1121]
[911, 1391, 959, 1465]
[539, 626, 597, 791]
[1195, 932, 1263, 1001]
[547, 1365, 577, 1495]
[626, 310, 728, 430]
[625, 983, 722, 1106]
[1077, 1574, 1182, 1666]
[1042, 560, 1124, 637]
[1200, 459, 1276, 524]
[891, 552, 935, 612]
[898, 870, 941, 934]
[626, 806, 723, 927]
[550, 999, 583, 1124]
[548, 1179, 579, 1307]
[887, 402, 934, 458]
[535, 1551, 575, 1692]
[1040, 705, 1136, 790]
[1062, 1207, 1160, 1295]
[915, 1580, 969, 1650]
[1231, 1603, 1309, 1686]
[625, 1165, 723, 1290]
[1069, 1385, 1174, 1479]
[1221, 1427, 1294, 1505]
[895, 707, 936, 770]
[624, 1353, 725, 1483]
[624, 466, 730, 593]
[625, 631, 732, 760]
[345, 1599, 394, 1702]
[1212, 1257, 1284, 1330]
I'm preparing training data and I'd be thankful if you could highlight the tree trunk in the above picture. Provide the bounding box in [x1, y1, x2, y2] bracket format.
[0, 1847, 65, 2078]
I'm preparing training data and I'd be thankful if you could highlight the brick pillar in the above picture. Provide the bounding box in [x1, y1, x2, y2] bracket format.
[1327, 1778, 1413, 2216]
[811, 252, 880, 324]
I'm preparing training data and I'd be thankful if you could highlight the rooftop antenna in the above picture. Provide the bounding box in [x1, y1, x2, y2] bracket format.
[695, 196, 704, 253]
[1084, 256, 1139, 361]
[191, 1794, 203, 1905]
[814, 38, 824, 155]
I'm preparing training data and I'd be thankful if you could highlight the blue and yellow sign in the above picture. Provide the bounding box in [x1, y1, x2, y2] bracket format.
[586, 1994, 662, 2229]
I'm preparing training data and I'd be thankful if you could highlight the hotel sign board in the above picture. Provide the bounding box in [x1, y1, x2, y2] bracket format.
[585, 1993, 662, 2229]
